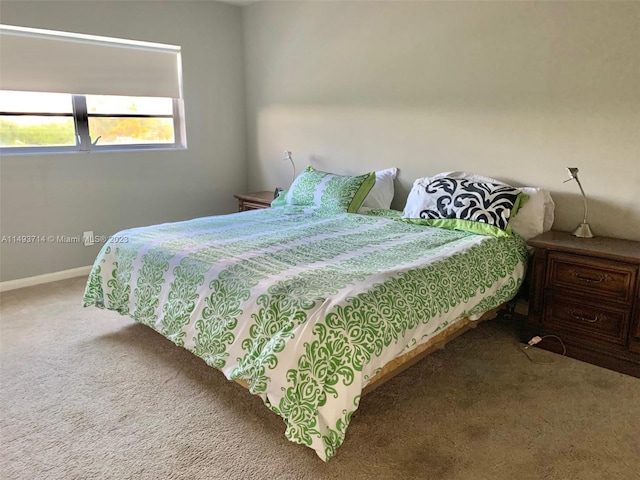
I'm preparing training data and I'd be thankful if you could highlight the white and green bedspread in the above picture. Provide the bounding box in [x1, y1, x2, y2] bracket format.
[83, 206, 528, 461]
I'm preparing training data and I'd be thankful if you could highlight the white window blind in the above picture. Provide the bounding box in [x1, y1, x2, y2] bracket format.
[0, 24, 182, 98]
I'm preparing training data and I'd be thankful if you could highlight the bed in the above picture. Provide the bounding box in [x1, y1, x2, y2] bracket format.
[83, 167, 549, 461]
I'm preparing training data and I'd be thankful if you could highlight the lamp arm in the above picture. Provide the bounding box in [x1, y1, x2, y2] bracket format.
[289, 157, 296, 184]
[284, 151, 296, 185]
[574, 177, 588, 224]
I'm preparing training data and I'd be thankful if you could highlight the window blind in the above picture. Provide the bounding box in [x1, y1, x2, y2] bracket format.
[0, 24, 182, 98]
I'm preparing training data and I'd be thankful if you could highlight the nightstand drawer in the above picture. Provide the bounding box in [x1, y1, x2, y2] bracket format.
[544, 294, 629, 346]
[547, 252, 637, 303]
[242, 201, 269, 211]
[234, 191, 274, 212]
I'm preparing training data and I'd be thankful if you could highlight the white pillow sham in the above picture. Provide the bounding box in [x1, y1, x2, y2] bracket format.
[360, 167, 398, 211]
[430, 171, 555, 241]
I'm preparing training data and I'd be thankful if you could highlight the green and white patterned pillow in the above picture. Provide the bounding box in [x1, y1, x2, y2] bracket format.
[271, 166, 375, 214]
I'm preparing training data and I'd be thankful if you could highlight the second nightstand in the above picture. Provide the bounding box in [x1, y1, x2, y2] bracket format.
[234, 191, 274, 212]
[523, 231, 640, 377]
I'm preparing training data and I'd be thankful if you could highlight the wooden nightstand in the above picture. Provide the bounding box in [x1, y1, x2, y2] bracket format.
[523, 231, 640, 377]
[234, 191, 274, 212]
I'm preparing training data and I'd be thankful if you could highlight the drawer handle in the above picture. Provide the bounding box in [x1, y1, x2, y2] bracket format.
[570, 310, 599, 323]
[573, 272, 605, 284]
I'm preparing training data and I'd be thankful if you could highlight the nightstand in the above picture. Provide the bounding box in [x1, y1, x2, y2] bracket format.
[234, 191, 274, 212]
[523, 231, 640, 377]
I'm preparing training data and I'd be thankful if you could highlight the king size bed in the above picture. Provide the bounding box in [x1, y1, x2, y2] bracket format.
[83, 167, 552, 460]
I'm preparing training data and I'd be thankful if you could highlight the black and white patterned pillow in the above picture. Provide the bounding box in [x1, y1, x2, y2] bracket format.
[403, 177, 523, 234]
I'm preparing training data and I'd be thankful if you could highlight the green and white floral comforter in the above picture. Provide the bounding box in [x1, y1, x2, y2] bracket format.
[83, 206, 528, 461]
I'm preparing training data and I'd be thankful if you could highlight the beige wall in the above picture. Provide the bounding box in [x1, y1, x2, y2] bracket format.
[0, 1, 246, 281]
[2, 0, 638, 283]
[243, 1, 640, 241]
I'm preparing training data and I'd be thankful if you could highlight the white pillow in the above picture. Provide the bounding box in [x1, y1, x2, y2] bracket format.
[360, 167, 398, 210]
[430, 171, 555, 240]
[541, 190, 555, 232]
[511, 187, 547, 241]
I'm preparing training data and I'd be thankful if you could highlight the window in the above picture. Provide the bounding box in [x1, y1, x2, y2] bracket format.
[84, 95, 176, 147]
[0, 24, 185, 154]
[1, 91, 182, 152]
[1, 91, 76, 148]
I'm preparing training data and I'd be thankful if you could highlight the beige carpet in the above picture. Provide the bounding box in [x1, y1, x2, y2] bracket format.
[1, 277, 639, 480]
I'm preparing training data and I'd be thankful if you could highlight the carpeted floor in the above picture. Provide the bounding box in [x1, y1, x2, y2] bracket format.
[1, 276, 639, 480]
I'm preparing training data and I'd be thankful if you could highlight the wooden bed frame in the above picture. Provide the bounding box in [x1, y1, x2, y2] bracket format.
[361, 307, 500, 395]
[234, 306, 502, 396]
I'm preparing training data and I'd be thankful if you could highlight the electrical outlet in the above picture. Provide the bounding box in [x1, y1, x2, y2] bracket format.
[83, 231, 94, 247]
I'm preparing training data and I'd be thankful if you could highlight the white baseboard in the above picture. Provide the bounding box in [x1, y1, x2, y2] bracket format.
[0, 265, 93, 293]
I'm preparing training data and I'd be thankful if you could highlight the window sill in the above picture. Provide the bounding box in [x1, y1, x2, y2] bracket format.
[0, 145, 187, 157]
